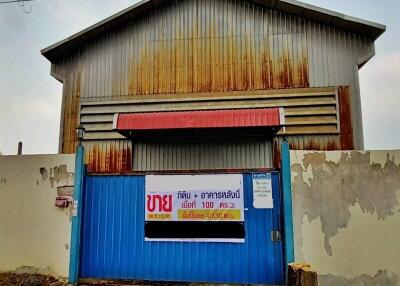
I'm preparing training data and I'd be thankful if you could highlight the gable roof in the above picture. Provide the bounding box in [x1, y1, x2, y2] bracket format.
[41, 0, 385, 63]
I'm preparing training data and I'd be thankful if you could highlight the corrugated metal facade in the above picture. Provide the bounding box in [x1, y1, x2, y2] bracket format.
[84, 140, 132, 173]
[50, 0, 374, 172]
[81, 87, 339, 139]
[133, 140, 273, 171]
[80, 174, 284, 284]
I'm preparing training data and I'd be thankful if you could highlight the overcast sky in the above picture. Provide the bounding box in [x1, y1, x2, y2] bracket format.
[0, 0, 399, 155]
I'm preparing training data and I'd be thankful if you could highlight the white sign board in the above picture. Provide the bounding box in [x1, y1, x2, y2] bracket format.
[145, 174, 244, 222]
[252, 173, 273, 209]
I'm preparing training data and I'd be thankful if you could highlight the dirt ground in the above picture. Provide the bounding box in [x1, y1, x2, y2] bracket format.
[0, 274, 265, 286]
[0, 273, 67, 286]
[79, 280, 192, 286]
[0, 275, 192, 286]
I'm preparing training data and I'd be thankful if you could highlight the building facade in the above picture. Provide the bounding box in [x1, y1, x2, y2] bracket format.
[41, 1, 385, 284]
[42, 0, 384, 174]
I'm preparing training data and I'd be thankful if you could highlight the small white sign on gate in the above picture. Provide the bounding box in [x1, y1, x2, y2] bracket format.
[252, 173, 273, 209]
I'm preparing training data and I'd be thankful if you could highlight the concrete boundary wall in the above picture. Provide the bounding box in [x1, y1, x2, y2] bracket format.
[290, 150, 400, 286]
[0, 154, 75, 277]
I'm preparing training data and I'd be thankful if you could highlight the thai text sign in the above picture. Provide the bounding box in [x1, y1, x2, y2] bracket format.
[145, 174, 244, 222]
[252, 173, 273, 209]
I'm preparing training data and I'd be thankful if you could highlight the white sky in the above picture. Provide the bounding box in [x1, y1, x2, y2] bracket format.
[0, 0, 399, 155]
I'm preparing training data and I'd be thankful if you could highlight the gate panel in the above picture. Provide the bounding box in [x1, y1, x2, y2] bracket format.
[80, 174, 283, 284]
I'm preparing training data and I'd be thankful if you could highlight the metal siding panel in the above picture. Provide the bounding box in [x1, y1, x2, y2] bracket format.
[338, 86, 354, 149]
[55, 0, 370, 156]
[272, 134, 341, 167]
[80, 88, 340, 137]
[117, 108, 280, 130]
[81, 97, 336, 114]
[80, 174, 283, 284]
[84, 140, 132, 173]
[84, 132, 125, 140]
[62, 60, 81, 154]
[64, 0, 315, 101]
[133, 139, 273, 171]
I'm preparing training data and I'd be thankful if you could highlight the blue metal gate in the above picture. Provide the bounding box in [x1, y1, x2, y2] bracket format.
[80, 173, 284, 284]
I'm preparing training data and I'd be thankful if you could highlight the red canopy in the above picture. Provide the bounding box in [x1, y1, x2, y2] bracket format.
[114, 108, 284, 131]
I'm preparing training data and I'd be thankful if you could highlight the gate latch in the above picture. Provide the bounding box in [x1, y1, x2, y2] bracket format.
[271, 230, 281, 242]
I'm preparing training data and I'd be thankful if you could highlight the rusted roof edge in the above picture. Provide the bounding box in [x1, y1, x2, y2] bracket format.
[41, 0, 386, 63]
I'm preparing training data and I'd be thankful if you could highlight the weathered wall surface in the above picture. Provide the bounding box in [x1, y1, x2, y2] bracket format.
[290, 150, 400, 286]
[0, 155, 75, 277]
[50, 0, 375, 171]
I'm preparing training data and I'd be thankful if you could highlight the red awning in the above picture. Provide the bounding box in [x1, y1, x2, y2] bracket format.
[114, 108, 284, 131]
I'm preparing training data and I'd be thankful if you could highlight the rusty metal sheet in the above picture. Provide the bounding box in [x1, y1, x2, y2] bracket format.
[61, 68, 81, 154]
[273, 135, 341, 168]
[53, 0, 366, 164]
[53, 0, 315, 102]
[338, 86, 354, 150]
[83, 140, 132, 173]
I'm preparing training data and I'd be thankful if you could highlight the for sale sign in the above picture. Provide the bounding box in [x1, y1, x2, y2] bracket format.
[145, 174, 244, 222]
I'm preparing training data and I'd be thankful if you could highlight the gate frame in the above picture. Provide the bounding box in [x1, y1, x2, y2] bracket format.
[69, 145, 85, 285]
[281, 142, 295, 267]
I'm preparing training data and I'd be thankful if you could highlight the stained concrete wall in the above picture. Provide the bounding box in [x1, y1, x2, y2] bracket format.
[290, 150, 400, 286]
[0, 154, 75, 277]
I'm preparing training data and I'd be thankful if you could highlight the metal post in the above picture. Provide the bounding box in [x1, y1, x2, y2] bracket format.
[281, 142, 294, 265]
[17, 142, 23, 155]
[69, 145, 85, 285]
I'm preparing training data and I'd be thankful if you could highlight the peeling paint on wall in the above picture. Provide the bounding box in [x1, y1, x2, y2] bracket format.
[319, 270, 399, 286]
[50, 165, 73, 188]
[38, 165, 74, 188]
[39, 167, 48, 180]
[292, 151, 400, 256]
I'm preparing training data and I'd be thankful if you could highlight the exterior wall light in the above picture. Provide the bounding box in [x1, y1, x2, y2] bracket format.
[76, 124, 86, 145]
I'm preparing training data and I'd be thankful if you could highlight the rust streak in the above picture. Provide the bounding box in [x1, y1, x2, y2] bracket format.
[86, 143, 132, 174]
[62, 71, 81, 154]
[338, 86, 354, 150]
[273, 136, 340, 169]
[127, 18, 310, 97]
